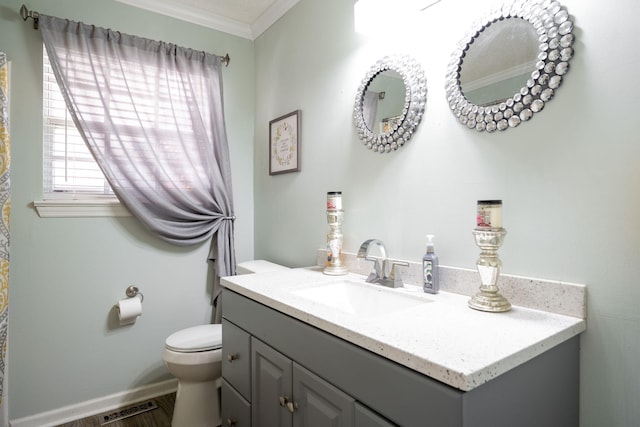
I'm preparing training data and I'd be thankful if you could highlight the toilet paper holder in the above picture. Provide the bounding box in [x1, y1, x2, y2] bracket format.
[125, 285, 144, 302]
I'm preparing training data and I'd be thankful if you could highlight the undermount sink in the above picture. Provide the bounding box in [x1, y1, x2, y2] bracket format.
[292, 279, 432, 317]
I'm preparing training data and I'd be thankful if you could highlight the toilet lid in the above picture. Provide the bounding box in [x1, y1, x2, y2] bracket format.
[165, 324, 222, 352]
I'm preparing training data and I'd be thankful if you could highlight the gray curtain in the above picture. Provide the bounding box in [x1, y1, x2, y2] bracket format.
[39, 16, 236, 318]
[363, 90, 379, 132]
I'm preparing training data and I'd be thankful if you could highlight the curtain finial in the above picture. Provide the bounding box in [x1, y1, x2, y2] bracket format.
[222, 54, 230, 67]
[20, 4, 40, 29]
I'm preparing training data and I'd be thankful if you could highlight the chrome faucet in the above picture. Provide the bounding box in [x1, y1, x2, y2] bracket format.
[357, 239, 409, 288]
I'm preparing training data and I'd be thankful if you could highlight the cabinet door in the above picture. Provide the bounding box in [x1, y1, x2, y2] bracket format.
[222, 379, 251, 427]
[293, 363, 355, 427]
[222, 319, 252, 400]
[251, 337, 293, 427]
[354, 403, 397, 427]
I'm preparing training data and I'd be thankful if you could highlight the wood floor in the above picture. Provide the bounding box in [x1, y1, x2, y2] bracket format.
[54, 393, 175, 427]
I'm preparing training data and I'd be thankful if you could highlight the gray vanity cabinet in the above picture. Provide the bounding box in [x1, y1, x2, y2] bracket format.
[354, 404, 396, 427]
[221, 379, 251, 427]
[293, 361, 356, 425]
[222, 298, 395, 426]
[223, 320, 251, 399]
[251, 337, 292, 426]
[222, 289, 579, 427]
[221, 319, 252, 426]
[252, 337, 356, 426]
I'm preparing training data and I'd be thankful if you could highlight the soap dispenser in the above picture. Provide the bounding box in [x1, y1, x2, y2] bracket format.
[422, 234, 439, 294]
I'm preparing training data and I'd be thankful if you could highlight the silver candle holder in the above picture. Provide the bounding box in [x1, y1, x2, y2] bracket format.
[469, 228, 511, 312]
[324, 192, 348, 276]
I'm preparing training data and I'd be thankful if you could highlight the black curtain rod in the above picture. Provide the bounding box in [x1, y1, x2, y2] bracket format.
[18, 4, 231, 67]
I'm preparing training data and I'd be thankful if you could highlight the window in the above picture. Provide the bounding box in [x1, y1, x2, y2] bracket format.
[42, 47, 114, 198]
[37, 47, 126, 217]
[38, 41, 215, 218]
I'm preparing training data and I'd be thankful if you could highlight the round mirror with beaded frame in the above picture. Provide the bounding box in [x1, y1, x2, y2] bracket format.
[445, 0, 575, 133]
[353, 55, 427, 152]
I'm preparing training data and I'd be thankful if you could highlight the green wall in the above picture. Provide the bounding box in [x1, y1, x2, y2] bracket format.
[254, 0, 640, 426]
[0, 0, 254, 419]
[2, 0, 640, 425]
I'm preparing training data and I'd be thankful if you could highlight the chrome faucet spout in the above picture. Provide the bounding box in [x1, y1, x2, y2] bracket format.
[357, 239, 387, 281]
[357, 239, 408, 288]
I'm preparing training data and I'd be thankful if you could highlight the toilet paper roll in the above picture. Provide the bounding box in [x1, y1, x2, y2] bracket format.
[117, 296, 142, 326]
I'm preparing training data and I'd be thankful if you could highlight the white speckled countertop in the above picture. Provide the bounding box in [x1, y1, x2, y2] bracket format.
[221, 267, 586, 392]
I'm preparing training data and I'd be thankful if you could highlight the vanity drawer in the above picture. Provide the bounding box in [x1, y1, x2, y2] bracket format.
[355, 403, 397, 427]
[355, 402, 398, 427]
[222, 318, 251, 400]
[222, 379, 251, 427]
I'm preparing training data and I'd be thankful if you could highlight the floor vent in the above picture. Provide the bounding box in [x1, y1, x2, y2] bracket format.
[99, 399, 159, 425]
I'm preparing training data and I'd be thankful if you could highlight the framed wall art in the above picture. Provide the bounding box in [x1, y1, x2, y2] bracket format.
[269, 110, 301, 175]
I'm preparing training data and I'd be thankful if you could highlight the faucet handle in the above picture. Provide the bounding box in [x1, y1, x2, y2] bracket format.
[388, 260, 409, 287]
[366, 256, 384, 278]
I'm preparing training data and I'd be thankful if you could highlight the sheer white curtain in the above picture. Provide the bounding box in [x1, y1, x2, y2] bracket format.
[39, 16, 235, 319]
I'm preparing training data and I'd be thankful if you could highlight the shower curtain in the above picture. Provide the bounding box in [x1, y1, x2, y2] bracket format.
[0, 51, 10, 427]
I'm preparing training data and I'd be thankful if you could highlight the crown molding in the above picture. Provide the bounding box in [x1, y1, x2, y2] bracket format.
[251, 0, 300, 39]
[115, 0, 300, 40]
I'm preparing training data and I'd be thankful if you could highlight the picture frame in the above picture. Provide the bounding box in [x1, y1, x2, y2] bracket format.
[380, 114, 403, 134]
[269, 110, 301, 175]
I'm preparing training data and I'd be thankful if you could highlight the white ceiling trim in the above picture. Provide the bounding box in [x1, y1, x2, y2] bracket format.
[115, 0, 300, 40]
[251, 0, 300, 39]
[115, 0, 252, 38]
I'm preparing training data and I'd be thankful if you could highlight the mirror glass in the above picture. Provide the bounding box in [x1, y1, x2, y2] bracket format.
[460, 18, 538, 106]
[365, 70, 406, 134]
[353, 55, 427, 153]
[445, 0, 575, 133]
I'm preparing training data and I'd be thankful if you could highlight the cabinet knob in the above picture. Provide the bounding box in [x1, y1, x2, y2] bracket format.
[286, 401, 298, 413]
[226, 417, 237, 426]
[278, 396, 298, 413]
[227, 354, 238, 362]
[279, 396, 289, 407]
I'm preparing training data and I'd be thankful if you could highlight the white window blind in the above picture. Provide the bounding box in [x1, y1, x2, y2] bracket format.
[42, 47, 114, 198]
[42, 46, 207, 198]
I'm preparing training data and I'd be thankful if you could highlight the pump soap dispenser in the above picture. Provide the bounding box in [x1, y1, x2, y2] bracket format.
[422, 234, 439, 294]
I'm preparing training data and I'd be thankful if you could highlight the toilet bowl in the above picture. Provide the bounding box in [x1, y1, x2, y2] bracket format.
[163, 260, 288, 427]
[163, 324, 223, 427]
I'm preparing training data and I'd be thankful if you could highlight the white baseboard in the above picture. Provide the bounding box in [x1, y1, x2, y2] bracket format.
[10, 378, 178, 427]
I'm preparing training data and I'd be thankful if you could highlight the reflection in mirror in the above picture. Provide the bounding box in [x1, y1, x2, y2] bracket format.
[445, 0, 575, 133]
[460, 18, 538, 106]
[354, 55, 427, 153]
[364, 71, 406, 133]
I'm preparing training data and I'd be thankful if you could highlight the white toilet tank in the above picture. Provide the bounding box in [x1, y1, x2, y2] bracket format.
[236, 260, 289, 275]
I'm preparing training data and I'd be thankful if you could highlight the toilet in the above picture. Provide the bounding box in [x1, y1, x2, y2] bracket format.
[162, 260, 289, 427]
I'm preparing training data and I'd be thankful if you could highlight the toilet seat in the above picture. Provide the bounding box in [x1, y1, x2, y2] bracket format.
[165, 324, 222, 352]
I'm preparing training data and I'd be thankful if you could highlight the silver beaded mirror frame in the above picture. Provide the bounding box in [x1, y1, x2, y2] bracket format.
[445, 0, 575, 133]
[353, 55, 427, 152]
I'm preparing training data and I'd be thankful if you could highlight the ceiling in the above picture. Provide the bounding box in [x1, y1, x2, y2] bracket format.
[114, 0, 301, 40]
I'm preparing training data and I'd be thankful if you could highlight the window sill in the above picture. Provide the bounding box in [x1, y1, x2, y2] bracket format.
[34, 199, 131, 218]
